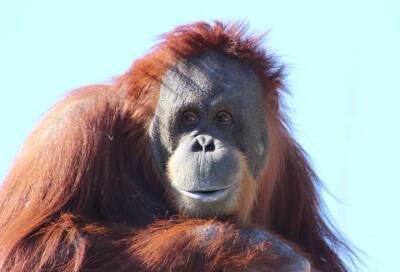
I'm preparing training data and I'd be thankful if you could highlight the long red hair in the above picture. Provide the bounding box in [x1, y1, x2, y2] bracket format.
[120, 21, 355, 269]
[0, 21, 355, 271]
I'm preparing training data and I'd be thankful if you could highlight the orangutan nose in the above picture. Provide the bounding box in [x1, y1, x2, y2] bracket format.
[191, 135, 215, 152]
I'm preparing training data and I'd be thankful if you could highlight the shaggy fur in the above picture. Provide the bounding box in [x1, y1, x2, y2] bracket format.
[0, 21, 353, 271]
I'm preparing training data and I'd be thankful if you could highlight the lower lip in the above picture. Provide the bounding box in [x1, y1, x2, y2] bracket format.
[178, 188, 230, 202]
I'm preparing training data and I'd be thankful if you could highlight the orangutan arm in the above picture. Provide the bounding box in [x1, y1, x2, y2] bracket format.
[126, 219, 311, 272]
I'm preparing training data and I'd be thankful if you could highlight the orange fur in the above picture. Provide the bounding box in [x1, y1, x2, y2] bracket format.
[235, 152, 258, 224]
[0, 21, 354, 271]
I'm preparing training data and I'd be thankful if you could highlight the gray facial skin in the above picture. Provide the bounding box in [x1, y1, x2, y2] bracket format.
[149, 51, 268, 217]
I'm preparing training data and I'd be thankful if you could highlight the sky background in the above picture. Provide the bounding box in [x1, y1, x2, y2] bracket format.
[0, 1, 399, 271]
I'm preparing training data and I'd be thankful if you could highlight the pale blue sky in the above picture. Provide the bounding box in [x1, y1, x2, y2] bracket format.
[1, 1, 399, 271]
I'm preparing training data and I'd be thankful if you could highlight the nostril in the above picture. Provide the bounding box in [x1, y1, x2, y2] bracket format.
[191, 141, 203, 152]
[204, 142, 215, 152]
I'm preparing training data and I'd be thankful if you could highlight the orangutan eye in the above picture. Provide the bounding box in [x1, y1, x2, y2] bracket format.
[215, 111, 232, 125]
[182, 111, 199, 125]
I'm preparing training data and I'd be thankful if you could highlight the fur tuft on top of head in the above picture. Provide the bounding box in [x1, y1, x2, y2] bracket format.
[119, 21, 284, 108]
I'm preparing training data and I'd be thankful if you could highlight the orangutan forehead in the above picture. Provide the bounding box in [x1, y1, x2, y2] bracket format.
[160, 51, 264, 102]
